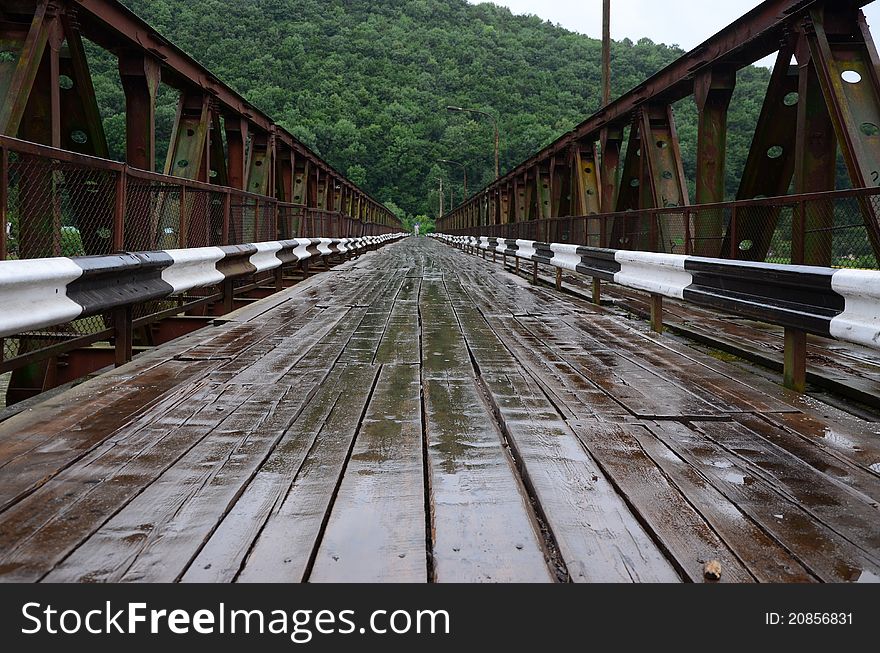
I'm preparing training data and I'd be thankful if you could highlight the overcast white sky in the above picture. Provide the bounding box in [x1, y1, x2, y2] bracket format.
[467, 0, 880, 68]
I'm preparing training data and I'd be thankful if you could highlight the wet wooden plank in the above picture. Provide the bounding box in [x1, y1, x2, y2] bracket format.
[569, 419, 755, 583]
[646, 420, 880, 582]
[0, 359, 217, 511]
[373, 277, 421, 365]
[556, 314, 797, 414]
[309, 363, 426, 583]
[761, 411, 880, 477]
[493, 315, 635, 420]
[477, 369, 680, 582]
[46, 378, 323, 583]
[423, 378, 553, 582]
[184, 364, 378, 582]
[0, 382, 251, 582]
[731, 413, 880, 501]
[628, 426, 815, 582]
[690, 419, 880, 557]
[419, 277, 552, 582]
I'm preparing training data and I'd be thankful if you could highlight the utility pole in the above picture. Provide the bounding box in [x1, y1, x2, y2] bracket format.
[602, 0, 611, 107]
[437, 177, 444, 218]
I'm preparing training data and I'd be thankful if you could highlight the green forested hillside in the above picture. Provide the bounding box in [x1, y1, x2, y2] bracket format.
[87, 0, 772, 221]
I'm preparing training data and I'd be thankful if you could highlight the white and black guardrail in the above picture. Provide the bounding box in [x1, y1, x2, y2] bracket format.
[0, 234, 406, 338]
[431, 234, 880, 352]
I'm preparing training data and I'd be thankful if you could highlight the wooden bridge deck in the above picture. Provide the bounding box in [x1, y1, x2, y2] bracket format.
[0, 236, 878, 583]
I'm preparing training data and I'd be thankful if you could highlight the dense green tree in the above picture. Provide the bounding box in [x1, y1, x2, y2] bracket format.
[85, 0, 773, 218]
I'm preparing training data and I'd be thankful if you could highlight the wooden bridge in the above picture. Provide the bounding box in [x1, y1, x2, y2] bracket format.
[0, 236, 877, 583]
[1, 0, 880, 583]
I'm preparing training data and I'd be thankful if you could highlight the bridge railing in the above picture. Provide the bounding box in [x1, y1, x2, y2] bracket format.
[0, 135, 395, 263]
[443, 187, 880, 270]
[433, 232, 880, 394]
[0, 135, 400, 405]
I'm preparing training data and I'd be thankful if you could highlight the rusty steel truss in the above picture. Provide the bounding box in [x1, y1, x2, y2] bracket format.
[0, 0, 401, 406]
[438, 0, 880, 268]
[0, 0, 398, 234]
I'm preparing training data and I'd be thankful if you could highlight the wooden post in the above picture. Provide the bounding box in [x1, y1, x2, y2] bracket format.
[222, 278, 234, 314]
[113, 306, 133, 367]
[592, 277, 601, 305]
[555, 268, 562, 290]
[515, 256, 520, 273]
[532, 260, 538, 284]
[783, 327, 807, 392]
[650, 293, 663, 333]
[274, 266, 284, 291]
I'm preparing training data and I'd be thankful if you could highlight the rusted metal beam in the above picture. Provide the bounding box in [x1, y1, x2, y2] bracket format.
[119, 51, 160, 170]
[164, 90, 209, 181]
[0, 0, 55, 137]
[694, 67, 735, 256]
[793, 33, 837, 265]
[806, 4, 880, 258]
[440, 0, 872, 232]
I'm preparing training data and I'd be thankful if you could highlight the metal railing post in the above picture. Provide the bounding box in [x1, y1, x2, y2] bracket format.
[0, 145, 7, 260]
[113, 166, 127, 252]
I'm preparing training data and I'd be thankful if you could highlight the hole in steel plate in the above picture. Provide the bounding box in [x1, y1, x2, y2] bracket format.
[738, 239, 754, 251]
[783, 91, 798, 106]
[766, 145, 783, 159]
[59, 75, 74, 90]
[860, 122, 880, 136]
[841, 70, 862, 84]
[629, 178, 640, 187]
[662, 170, 673, 179]
[255, 160, 263, 166]
[178, 159, 189, 168]
[657, 140, 668, 149]
[186, 129, 195, 137]
[70, 130, 87, 144]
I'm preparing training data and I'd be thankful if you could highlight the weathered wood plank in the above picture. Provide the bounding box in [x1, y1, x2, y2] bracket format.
[184, 364, 378, 582]
[0, 359, 217, 511]
[646, 420, 880, 582]
[629, 426, 815, 582]
[691, 419, 880, 557]
[569, 419, 755, 582]
[419, 277, 552, 582]
[0, 382, 251, 582]
[309, 363, 426, 583]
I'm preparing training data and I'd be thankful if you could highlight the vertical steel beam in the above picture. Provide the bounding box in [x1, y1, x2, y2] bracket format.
[224, 116, 248, 190]
[793, 34, 837, 266]
[164, 91, 210, 181]
[119, 52, 161, 170]
[0, 1, 54, 136]
[694, 67, 735, 256]
[246, 131, 272, 196]
[640, 105, 690, 252]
